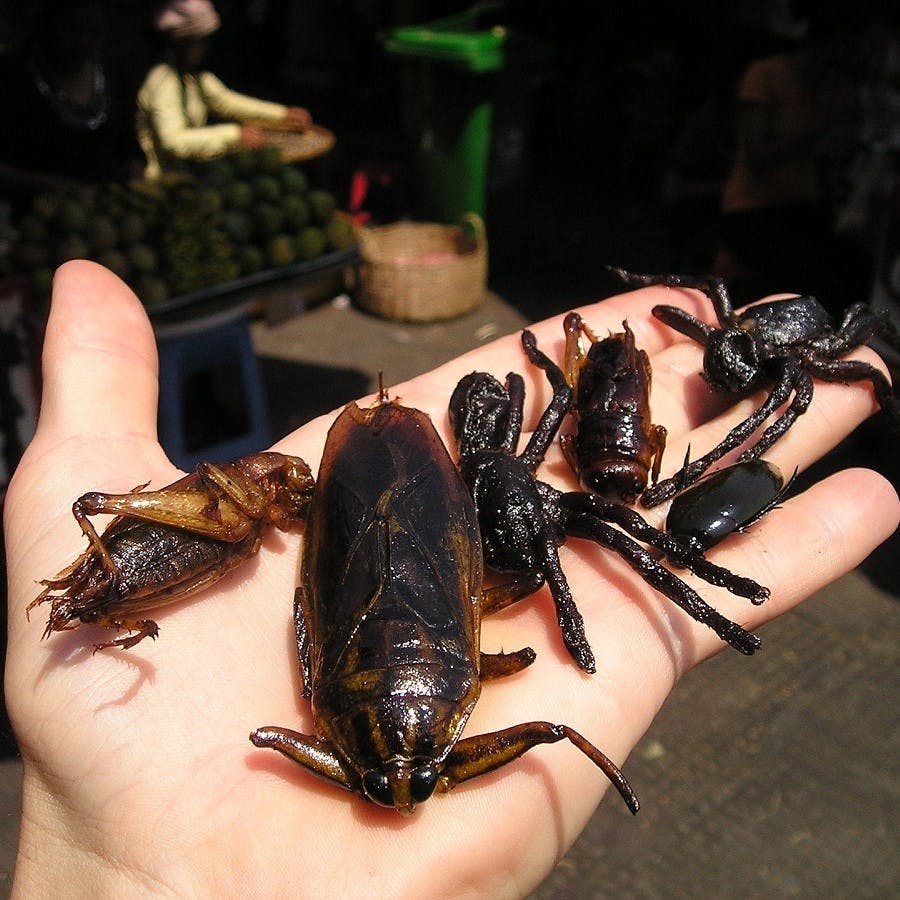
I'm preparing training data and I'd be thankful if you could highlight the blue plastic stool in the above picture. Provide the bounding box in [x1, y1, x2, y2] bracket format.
[155, 305, 270, 470]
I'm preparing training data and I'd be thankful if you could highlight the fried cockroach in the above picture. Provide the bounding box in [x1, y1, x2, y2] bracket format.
[28, 451, 314, 650]
[522, 316, 666, 504]
[251, 392, 639, 816]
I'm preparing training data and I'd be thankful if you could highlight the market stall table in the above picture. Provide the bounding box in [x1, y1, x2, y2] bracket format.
[149, 246, 358, 469]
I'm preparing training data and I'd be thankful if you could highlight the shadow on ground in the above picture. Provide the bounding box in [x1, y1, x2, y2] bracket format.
[259, 357, 371, 440]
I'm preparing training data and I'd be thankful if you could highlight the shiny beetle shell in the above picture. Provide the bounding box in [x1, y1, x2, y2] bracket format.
[666, 459, 786, 553]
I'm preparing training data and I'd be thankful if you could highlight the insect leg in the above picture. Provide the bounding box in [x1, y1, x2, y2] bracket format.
[249, 727, 359, 793]
[440, 721, 639, 814]
[478, 576, 543, 678]
[480, 648, 537, 679]
[648, 423, 667, 484]
[73, 484, 256, 542]
[86, 615, 160, 652]
[71, 496, 122, 576]
[562, 311, 590, 387]
[197, 461, 270, 519]
[481, 571, 545, 616]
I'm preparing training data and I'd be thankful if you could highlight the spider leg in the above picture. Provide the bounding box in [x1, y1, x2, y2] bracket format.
[521, 328, 569, 394]
[518, 332, 574, 472]
[813, 304, 900, 357]
[563, 510, 761, 654]
[503, 372, 526, 454]
[561, 492, 769, 604]
[652, 305, 715, 345]
[610, 268, 738, 327]
[806, 356, 900, 430]
[737, 369, 814, 460]
[534, 529, 596, 674]
[838, 302, 872, 332]
[642, 363, 800, 506]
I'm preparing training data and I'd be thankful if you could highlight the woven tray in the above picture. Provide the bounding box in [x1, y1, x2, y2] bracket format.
[249, 122, 336, 162]
[355, 214, 487, 322]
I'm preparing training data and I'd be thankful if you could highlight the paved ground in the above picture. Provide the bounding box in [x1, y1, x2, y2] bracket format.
[1, 287, 897, 897]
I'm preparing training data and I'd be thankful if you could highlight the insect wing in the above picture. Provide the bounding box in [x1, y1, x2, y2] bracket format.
[302, 401, 483, 692]
[578, 328, 650, 411]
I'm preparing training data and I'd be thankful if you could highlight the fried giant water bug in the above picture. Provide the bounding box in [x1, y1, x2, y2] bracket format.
[609, 269, 900, 506]
[522, 315, 667, 503]
[448, 369, 768, 673]
[28, 452, 314, 650]
[250, 391, 640, 816]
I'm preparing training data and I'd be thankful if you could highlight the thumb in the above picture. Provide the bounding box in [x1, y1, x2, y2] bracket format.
[34, 260, 159, 446]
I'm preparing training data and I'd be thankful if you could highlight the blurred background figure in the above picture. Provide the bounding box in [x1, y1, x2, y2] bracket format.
[660, 77, 738, 274]
[712, 3, 889, 313]
[136, 0, 313, 180]
[0, 0, 144, 215]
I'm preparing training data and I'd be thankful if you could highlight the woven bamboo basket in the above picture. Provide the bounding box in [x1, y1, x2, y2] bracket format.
[354, 214, 487, 322]
[246, 120, 336, 162]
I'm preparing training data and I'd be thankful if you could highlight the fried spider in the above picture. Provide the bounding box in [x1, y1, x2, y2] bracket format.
[448, 365, 768, 673]
[610, 269, 900, 506]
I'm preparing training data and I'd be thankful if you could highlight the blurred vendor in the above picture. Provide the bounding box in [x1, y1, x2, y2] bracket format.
[0, 0, 142, 213]
[137, 0, 311, 179]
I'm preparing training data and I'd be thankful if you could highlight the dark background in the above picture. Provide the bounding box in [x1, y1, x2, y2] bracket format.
[1, 0, 894, 310]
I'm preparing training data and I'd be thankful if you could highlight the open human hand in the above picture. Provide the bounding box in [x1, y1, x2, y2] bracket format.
[5, 261, 897, 897]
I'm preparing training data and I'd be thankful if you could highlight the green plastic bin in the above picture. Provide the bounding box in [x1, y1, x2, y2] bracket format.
[384, 11, 507, 223]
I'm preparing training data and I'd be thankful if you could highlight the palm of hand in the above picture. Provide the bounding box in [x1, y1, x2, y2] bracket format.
[4, 262, 897, 897]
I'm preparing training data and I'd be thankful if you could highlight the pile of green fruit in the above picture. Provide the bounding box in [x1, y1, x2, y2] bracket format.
[195, 146, 354, 278]
[9, 179, 169, 307]
[8, 146, 356, 311]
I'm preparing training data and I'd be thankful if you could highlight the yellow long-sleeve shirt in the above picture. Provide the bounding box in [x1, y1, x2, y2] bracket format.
[136, 64, 287, 178]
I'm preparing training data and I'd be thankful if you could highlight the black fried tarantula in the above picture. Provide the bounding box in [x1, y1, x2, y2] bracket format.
[610, 270, 900, 506]
[448, 359, 768, 673]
